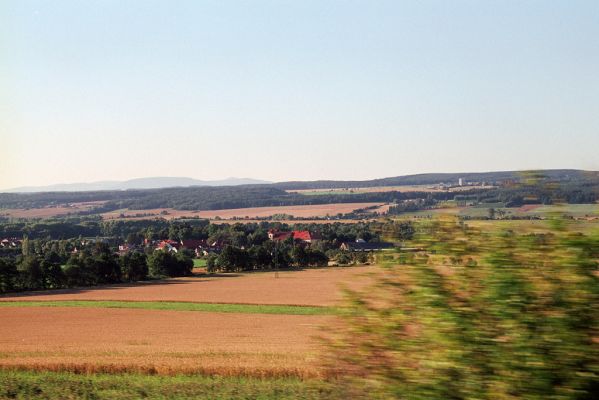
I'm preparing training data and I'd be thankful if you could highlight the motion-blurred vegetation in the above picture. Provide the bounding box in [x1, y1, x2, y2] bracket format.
[326, 217, 598, 399]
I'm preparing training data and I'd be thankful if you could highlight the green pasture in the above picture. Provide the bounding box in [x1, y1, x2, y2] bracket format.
[0, 300, 337, 315]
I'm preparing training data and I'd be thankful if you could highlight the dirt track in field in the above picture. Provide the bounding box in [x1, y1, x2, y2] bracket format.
[0, 266, 376, 306]
[0, 307, 330, 377]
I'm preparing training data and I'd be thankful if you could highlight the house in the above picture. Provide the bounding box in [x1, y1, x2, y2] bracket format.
[340, 241, 394, 252]
[118, 243, 144, 255]
[156, 240, 181, 253]
[268, 229, 321, 244]
[0, 238, 22, 248]
[180, 239, 209, 257]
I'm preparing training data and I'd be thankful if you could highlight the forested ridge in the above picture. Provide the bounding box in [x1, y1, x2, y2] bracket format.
[1, 169, 597, 212]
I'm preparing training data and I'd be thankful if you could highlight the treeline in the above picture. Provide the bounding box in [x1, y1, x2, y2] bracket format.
[206, 242, 329, 273]
[0, 242, 193, 294]
[457, 182, 598, 206]
[0, 217, 410, 244]
[0, 185, 427, 211]
[273, 169, 596, 190]
[0, 218, 415, 293]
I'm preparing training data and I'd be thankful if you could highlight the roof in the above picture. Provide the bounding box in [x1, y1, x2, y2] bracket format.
[180, 239, 206, 249]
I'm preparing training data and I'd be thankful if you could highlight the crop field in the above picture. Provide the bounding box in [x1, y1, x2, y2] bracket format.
[0, 201, 107, 219]
[101, 202, 389, 221]
[0, 266, 375, 306]
[0, 307, 331, 377]
[0, 266, 375, 382]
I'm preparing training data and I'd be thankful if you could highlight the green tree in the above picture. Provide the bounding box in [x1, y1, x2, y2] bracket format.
[148, 250, 192, 277]
[0, 258, 18, 293]
[17, 256, 44, 289]
[119, 252, 148, 281]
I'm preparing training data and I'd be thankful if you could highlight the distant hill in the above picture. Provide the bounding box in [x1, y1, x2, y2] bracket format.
[0, 169, 597, 212]
[3, 177, 271, 193]
[273, 169, 599, 190]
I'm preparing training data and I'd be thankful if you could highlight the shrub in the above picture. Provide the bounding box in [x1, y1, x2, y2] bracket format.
[326, 218, 599, 399]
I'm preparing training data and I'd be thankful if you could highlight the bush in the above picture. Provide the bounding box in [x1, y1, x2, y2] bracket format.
[326, 218, 599, 399]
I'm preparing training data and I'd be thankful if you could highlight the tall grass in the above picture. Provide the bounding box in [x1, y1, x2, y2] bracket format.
[0, 370, 346, 400]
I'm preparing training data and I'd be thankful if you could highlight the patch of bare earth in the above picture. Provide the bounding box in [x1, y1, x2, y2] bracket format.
[0, 307, 330, 377]
[1, 266, 376, 306]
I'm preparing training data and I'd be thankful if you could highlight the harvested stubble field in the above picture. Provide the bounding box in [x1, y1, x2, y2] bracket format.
[101, 202, 389, 220]
[0, 266, 376, 378]
[1, 266, 375, 306]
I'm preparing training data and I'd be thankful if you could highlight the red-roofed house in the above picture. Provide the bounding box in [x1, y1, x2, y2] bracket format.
[268, 230, 321, 244]
[156, 240, 181, 253]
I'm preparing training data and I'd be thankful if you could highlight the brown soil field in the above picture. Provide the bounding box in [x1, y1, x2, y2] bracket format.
[0, 201, 107, 219]
[101, 203, 388, 221]
[0, 307, 330, 377]
[0, 266, 377, 306]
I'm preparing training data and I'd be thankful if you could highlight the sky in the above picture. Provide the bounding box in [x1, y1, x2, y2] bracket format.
[1, 0, 598, 190]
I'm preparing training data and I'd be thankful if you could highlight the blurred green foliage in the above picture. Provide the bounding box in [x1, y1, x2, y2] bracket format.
[327, 217, 598, 399]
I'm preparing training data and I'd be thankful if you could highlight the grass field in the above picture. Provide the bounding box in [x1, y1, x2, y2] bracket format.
[393, 203, 599, 220]
[192, 258, 206, 267]
[0, 370, 347, 400]
[0, 300, 336, 315]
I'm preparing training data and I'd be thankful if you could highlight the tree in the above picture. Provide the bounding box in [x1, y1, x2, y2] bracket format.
[205, 253, 218, 273]
[0, 258, 18, 293]
[40, 254, 65, 289]
[119, 252, 148, 281]
[292, 245, 309, 267]
[148, 250, 192, 277]
[63, 254, 98, 287]
[249, 245, 272, 269]
[17, 256, 44, 289]
[217, 245, 250, 272]
[89, 244, 121, 283]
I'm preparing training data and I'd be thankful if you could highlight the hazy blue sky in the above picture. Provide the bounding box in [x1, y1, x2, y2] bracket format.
[1, 0, 598, 189]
